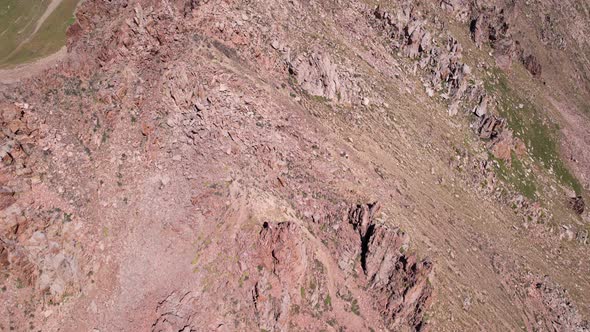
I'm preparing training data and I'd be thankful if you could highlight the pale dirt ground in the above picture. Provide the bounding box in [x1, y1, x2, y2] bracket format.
[0, 46, 66, 84]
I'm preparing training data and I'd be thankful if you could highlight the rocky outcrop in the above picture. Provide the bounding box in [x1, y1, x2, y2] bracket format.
[371, 2, 536, 174]
[328, 202, 434, 331]
[1, 103, 39, 289]
[477, 113, 504, 140]
[1, 207, 81, 304]
[1, 101, 82, 312]
[246, 202, 434, 331]
[372, 5, 472, 116]
[521, 53, 542, 77]
[373, 2, 528, 167]
[473, 95, 489, 117]
[469, 9, 510, 48]
[524, 276, 590, 332]
[444, 3, 543, 77]
[350, 204, 433, 330]
[469, 95, 528, 161]
[440, 0, 471, 21]
[252, 222, 307, 331]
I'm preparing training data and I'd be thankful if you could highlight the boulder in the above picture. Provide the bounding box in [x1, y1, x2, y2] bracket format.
[521, 54, 542, 77]
[569, 196, 585, 215]
[473, 95, 489, 117]
[478, 114, 504, 140]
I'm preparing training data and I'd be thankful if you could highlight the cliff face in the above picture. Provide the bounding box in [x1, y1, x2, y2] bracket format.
[1, 0, 590, 331]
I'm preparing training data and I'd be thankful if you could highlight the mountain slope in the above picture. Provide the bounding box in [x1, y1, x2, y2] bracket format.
[1, 0, 589, 331]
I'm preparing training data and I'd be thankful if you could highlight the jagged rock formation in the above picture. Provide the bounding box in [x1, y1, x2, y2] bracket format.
[371, 2, 528, 167]
[301, 202, 435, 330]
[346, 203, 433, 330]
[246, 203, 434, 331]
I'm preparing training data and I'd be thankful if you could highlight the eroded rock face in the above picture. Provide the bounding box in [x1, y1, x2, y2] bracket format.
[243, 202, 434, 332]
[316, 202, 435, 331]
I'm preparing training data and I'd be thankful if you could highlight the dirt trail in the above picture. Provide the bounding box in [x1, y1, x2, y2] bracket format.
[33, 0, 65, 36]
[0, 46, 66, 84]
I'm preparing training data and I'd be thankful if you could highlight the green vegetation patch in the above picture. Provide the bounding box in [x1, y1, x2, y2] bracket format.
[1, 0, 79, 67]
[0, 0, 49, 61]
[485, 69, 582, 194]
[492, 152, 538, 200]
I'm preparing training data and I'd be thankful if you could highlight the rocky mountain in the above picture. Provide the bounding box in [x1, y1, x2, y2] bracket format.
[1, 0, 590, 331]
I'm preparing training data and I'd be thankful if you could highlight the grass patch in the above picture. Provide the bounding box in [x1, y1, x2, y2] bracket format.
[350, 298, 360, 316]
[492, 152, 538, 200]
[0, 0, 49, 61]
[323, 293, 332, 311]
[1, 0, 79, 67]
[311, 94, 330, 103]
[485, 69, 583, 194]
